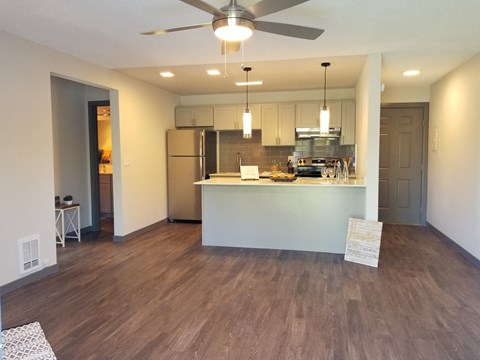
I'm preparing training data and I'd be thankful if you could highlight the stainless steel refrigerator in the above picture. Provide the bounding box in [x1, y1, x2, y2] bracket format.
[167, 129, 217, 221]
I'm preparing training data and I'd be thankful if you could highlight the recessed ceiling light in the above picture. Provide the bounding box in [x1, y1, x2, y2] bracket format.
[235, 80, 263, 86]
[159, 71, 174, 78]
[403, 70, 420, 77]
[207, 69, 221, 76]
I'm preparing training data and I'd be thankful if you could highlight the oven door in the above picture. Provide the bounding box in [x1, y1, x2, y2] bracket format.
[297, 165, 324, 177]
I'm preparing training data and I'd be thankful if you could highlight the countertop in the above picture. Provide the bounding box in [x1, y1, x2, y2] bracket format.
[209, 172, 272, 178]
[195, 177, 365, 187]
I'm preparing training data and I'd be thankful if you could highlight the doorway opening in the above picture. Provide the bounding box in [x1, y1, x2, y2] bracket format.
[88, 101, 114, 232]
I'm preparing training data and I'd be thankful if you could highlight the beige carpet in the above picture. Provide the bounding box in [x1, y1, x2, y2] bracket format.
[1, 322, 56, 360]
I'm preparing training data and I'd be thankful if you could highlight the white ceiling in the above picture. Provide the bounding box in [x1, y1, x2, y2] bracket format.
[1, 0, 479, 95]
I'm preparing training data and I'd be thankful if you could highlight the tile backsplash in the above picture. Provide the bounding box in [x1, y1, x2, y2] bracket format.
[219, 130, 294, 173]
[218, 131, 356, 175]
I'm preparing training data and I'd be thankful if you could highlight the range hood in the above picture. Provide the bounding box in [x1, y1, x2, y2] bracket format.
[296, 127, 341, 139]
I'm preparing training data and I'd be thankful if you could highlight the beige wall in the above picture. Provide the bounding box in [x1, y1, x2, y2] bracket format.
[428, 53, 480, 259]
[0, 30, 177, 287]
[381, 86, 430, 103]
[355, 53, 382, 220]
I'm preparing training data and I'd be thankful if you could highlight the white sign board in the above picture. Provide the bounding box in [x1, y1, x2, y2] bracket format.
[240, 166, 259, 180]
[344, 218, 383, 268]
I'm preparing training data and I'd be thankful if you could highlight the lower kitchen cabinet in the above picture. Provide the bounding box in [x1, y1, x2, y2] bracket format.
[99, 174, 113, 218]
[261, 103, 295, 146]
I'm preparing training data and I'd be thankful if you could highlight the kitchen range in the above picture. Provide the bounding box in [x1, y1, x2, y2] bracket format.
[296, 156, 350, 180]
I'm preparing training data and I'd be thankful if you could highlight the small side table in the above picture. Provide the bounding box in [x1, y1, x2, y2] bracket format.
[55, 203, 81, 247]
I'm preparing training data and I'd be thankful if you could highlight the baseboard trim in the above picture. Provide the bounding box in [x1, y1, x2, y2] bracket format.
[0, 264, 59, 295]
[427, 222, 480, 268]
[113, 219, 168, 243]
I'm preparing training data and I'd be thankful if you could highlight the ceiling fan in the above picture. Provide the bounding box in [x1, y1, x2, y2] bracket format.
[142, 0, 324, 54]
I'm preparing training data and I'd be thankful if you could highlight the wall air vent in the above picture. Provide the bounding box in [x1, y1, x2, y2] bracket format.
[18, 235, 41, 275]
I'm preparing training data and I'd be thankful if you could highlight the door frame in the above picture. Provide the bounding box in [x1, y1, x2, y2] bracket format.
[380, 102, 429, 225]
[88, 100, 110, 232]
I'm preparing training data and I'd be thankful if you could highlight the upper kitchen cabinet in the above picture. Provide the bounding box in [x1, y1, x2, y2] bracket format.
[261, 103, 295, 146]
[295, 100, 355, 144]
[175, 106, 214, 127]
[214, 104, 261, 131]
[341, 101, 356, 145]
[295, 101, 342, 128]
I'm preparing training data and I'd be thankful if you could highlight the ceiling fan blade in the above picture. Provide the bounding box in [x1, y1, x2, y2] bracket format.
[221, 41, 241, 55]
[180, 0, 226, 18]
[246, 0, 309, 18]
[255, 21, 324, 40]
[141, 23, 211, 35]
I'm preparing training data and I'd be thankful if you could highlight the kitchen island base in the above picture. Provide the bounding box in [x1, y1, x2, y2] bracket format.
[198, 179, 366, 254]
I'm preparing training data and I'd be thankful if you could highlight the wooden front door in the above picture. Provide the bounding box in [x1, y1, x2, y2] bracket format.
[379, 105, 427, 224]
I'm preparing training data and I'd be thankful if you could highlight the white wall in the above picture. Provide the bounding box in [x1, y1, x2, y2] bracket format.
[381, 86, 430, 103]
[428, 53, 480, 259]
[355, 53, 382, 220]
[0, 30, 177, 287]
[179, 88, 356, 106]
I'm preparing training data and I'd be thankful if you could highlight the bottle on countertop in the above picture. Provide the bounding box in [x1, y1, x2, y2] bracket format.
[271, 159, 280, 173]
[342, 159, 349, 183]
[287, 160, 294, 174]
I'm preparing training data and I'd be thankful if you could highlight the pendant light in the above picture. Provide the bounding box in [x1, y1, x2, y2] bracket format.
[242, 66, 252, 139]
[320, 62, 331, 136]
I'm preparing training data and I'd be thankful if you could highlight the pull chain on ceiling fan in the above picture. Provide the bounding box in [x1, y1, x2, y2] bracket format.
[142, 0, 324, 54]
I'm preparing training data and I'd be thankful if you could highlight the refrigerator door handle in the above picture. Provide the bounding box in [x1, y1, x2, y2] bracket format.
[200, 130, 205, 179]
[200, 157, 205, 180]
[200, 131, 204, 157]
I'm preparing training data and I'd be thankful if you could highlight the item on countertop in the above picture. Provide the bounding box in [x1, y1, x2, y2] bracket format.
[271, 159, 280, 172]
[270, 172, 297, 182]
[287, 160, 295, 174]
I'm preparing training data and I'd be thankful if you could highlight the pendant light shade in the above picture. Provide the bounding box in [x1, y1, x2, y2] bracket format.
[243, 66, 252, 139]
[243, 109, 252, 138]
[320, 62, 331, 136]
[320, 105, 330, 135]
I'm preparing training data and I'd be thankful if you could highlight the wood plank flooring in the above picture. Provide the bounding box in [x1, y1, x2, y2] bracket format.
[3, 221, 480, 359]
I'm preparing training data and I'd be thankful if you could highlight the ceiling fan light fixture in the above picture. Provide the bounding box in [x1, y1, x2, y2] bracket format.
[213, 17, 254, 41]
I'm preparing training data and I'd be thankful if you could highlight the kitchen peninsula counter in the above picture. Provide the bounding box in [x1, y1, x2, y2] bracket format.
[197, 177, 364, 187]
[195, 177, 366, 254]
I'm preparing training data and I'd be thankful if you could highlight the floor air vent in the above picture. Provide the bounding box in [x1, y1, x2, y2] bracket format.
[18, 235, 41, 274]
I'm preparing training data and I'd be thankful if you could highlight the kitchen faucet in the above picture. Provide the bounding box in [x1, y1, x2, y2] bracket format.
[236, 152, 242, 170]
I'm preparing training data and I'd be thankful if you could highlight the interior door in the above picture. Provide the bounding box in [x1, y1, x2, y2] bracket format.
[379, 106, 426, 224]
